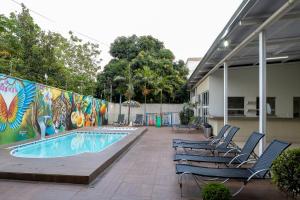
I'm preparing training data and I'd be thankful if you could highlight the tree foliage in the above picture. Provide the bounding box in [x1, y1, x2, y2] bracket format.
[96, 35, 189, 103]
[0, 5, 101, 95]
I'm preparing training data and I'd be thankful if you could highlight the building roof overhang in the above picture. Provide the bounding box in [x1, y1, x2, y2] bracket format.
[188, 0, 300, 89]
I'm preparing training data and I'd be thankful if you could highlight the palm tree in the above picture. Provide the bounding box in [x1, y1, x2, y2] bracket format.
[154, 76, 173, 117]
[113, 76, 126, 117]
[114, 64, 135, 124]
[135, 66, 156, 118]
[153, 71, 185, 123]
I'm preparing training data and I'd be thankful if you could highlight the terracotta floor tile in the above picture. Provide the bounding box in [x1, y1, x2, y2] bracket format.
[0, 127, 290, 200]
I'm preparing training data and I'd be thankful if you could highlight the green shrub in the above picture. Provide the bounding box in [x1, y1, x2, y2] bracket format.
[202, 183, 231, 200]
[179, 103, 194, 125]
[271, 148, 300, 198]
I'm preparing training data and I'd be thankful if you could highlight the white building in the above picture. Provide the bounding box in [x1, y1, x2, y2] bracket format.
[188, 0, 300, 154]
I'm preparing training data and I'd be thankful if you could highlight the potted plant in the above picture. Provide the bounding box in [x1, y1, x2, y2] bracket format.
[271, 148, 300, 198]
[179, 103, 195, 125]
[201, 183, 231, 200]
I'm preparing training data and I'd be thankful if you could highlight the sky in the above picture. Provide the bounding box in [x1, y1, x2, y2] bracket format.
[0, 0, 243, 70]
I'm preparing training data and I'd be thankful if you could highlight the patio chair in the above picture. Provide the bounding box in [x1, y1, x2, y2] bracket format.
[173, 126, 240, 153]
[133, 114, 143, 126]
[172, 116, 202, 132]
[176, 139, 290, 197]
[174, 132, 264, 165]
[172, 124, 231, 145]
[113, 114, 125, 126]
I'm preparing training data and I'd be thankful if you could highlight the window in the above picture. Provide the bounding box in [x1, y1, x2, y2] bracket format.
[256, 97, 276, 116]
[200, 91, 209, 123]
[228, 97, 245, 116]
[294, 97, 300, 118]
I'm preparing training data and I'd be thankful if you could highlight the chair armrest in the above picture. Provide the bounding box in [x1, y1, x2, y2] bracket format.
[247, 168, 269, 182]
[228, 153, 249, 165]
[215, 141, 226, 148]
[209, 138, 221, 145]
[224, 147, 241, 156]
[236, 159, 257, 168]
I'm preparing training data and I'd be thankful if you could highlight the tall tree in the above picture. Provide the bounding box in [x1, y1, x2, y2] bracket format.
[0, 5, 102, 96]
[96, 35, 188, 104]
[114, 63, 135, 124]
[135, 66, 156, 117]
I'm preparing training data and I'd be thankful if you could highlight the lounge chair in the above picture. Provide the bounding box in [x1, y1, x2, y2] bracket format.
[113, 114, 125, 126]
[172, 116, 202, 132]
[173, 126, 240, 153]
[172, 124, 231, 145]
[174, 132, 264, 165]
[133, 114, 143, 126]
[176, 140, 290, 196]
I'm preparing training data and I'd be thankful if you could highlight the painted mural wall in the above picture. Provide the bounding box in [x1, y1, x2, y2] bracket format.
[0, 74, 107, 145]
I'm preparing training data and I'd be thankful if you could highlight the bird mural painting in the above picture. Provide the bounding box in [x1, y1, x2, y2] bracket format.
[0, 83, 36, 132]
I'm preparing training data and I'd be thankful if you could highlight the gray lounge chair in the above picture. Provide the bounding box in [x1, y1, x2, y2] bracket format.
[172, 124, 231, 145]
[173, 126, 240, 152]
[113, 114, 125, 126]
[174, 132, 264, 165]
[133, 114, 143, 126]
[176, 140, 290, 196]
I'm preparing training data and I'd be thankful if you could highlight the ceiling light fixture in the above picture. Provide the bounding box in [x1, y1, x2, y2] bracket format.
[223, 40, 229, 47]
[266, 56, 289, 60]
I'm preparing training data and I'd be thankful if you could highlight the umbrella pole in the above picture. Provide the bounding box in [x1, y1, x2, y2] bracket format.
[128, 98, 131, 125]
[119, 94, 122, 116]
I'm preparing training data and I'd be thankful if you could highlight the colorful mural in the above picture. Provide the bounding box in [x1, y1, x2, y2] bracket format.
[36, 85, 72, 135]
[0, 74, 106, 145]
[0, 75, 36, 144]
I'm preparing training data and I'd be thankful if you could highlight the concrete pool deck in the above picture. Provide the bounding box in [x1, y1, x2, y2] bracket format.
[0, 127, 146, 184]
[0, 126, 289, 200]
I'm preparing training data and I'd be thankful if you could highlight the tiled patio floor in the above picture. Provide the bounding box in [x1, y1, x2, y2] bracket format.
[0, 127, 288, 200]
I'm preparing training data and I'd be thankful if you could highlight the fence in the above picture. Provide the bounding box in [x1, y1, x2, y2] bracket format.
[107, 103, 183, 125]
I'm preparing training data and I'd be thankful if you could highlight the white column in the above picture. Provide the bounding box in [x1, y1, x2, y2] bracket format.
[259, 31, 267, 156]
[224, 62, 228, 125]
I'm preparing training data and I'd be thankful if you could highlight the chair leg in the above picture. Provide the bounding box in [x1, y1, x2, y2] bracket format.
[178, 172, 209, 197]
[232, 182, 246, 197]
[178, 172, 192, 197]
[221, 178, 229, 183]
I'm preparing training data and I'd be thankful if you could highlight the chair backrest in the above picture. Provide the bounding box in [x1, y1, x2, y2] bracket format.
[218, 126, 240, 148]
[238, 132, 265, 162]
[251, 140, 290, 177]
[136, 114, 143, 122]
[215, 124, 231, 140]
[118, 114, 125, 123]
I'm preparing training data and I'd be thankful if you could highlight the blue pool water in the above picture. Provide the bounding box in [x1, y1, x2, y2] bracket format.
[11, 132, 127, 158]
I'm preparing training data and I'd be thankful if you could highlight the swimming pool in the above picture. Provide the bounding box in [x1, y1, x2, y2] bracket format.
[10, 132, 127, 158]
[99, 127, 138, 131]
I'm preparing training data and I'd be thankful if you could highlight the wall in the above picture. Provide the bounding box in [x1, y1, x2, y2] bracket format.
[191, 77, 210, 116]
[195, 76, 210, 96]
[107, 103, 183, 124]
[209, 117, 300, 143]
[198, 62, 300, 143]
[0, 74, 106, 145]
[209, 62, 300, 117]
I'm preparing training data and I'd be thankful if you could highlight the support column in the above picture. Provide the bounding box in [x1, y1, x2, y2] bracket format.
[259, 31, 267, 156]
[224, 62, 228, 126]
